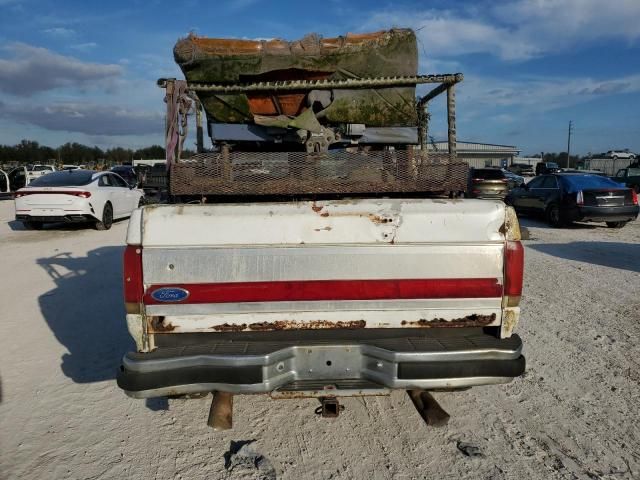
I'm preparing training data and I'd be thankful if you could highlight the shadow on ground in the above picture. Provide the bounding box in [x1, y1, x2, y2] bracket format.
[9, 218, 127, 232]
[528, 241, 640, 273]
[518, 217, 598, 230]
[37, 246, 134, 383]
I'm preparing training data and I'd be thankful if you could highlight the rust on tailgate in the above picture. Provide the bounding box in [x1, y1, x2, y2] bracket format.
[149, 316, 176, 332]
[367, 214, 394, 224]
[248, 319, 366, 331]
[212, 323, 248, 332]
[401, 313, 496, 328]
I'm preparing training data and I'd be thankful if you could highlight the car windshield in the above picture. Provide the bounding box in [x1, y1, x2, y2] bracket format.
[28, 170, 95, 187]
[559, 175, 626, 193]
[473, 169, 504, 180]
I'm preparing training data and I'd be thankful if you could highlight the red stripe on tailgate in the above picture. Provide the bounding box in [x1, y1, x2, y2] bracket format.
[144, 278, 502, 304]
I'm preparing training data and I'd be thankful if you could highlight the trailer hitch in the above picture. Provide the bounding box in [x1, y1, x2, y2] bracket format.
[315, 396, 344, 418]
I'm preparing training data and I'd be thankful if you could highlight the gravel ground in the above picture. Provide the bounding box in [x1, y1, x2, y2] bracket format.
[0, 199, 639, 480]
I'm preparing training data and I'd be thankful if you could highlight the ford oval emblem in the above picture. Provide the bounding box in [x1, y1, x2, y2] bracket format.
[151, 287, 190, 302]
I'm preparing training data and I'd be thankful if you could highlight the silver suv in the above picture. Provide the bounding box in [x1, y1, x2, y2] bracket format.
[607, 150, 636, 160]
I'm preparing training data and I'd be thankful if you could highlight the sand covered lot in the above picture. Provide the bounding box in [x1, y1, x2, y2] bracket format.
[1, 199, 639, 479]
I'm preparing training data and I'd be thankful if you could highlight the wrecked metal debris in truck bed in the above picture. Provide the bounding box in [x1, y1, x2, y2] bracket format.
[173, 29, 419, 126]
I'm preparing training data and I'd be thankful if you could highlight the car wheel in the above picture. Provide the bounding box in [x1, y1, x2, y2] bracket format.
[606, 221, 627, 229]
[612, 155, 618, 160]
[546, 204, 564, 227]
[23, 221, 43, 230]
[138, 197, 145, 208]
[95, 202, 113, 230]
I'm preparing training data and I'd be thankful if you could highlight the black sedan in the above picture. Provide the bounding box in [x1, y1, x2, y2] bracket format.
[110, 165, 139, 187]
[506, 173, 639, 228]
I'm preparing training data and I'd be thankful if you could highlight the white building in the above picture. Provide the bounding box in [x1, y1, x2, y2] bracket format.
[428, 141, 520, 168]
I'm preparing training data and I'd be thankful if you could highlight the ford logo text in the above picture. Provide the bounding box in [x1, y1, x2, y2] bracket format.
[151, 287, 190, 302]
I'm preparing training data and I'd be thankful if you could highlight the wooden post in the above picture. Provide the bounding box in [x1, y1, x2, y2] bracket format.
[418, 102, 428, 153]
[221, 143, 231, 181]
[416, 102, 429, 180]
[164, 79, 175, 161]
[207, 391, 233, 430]
[447, 84, 457, 162]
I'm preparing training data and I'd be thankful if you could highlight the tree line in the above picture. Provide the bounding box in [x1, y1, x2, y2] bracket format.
[0, 140, 194, 166]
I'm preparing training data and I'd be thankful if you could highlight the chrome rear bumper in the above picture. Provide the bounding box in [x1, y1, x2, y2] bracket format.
[117, 330, 525, 398]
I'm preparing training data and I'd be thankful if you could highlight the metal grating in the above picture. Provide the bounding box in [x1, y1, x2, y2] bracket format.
[170, 150, 468, 196]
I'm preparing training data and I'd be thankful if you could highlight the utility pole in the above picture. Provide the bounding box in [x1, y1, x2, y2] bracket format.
[567, 120, 573, 168]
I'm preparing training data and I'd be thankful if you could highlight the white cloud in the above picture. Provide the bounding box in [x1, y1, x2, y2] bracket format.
[458, 73, 640, 114]
[70, 42, 98, 51]
[0, 101, 163, 136]
[365, 0, 640, 61]
[43, 27, 75, 37]
[0, 43, 122, 95]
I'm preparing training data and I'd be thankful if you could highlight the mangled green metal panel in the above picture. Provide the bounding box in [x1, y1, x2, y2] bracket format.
[173, 29, 419, 127]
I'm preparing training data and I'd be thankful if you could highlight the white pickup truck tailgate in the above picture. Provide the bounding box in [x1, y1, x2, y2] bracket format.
[128, 199, 509, 333]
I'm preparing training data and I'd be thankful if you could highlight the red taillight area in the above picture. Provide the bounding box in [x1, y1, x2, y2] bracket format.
[632, 190, 638, 206]
[144, 278, 503, 304]
[504, 241, 524, 297]
[14, 190, 91, 198]
[576, 190, 584, 206]
[123, 245, 143, 306]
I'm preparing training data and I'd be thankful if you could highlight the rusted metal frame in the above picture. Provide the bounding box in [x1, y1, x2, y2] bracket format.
[416, 75, 462, 158]
[158, 73, 464, 93]
[447, 84, 457, 162]
[418, 82, 451, 106]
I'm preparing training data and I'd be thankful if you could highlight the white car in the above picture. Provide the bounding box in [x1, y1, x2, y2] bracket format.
[14, 170, 144, 230]
[607, 150, 636, 160]
[28, 164, 56, 173]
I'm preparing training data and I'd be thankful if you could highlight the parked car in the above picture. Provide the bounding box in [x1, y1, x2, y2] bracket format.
[27, 164, 56, 173]
[467, 167, 511, 199]
[4, 165, 55, 192]
[62, 164, 85, 170]
[562, 169, 606, 176]
[611, 166, 640, 193]
[111, 165, 139, 187]
[0, 169, 9, 197]
[535, 162, 560, 175]
[607, 150, 636, 160]
[506, 173, 639, 228]
[14, 169, 144, 230]
[507, 163, 535, 176]
[501, 169, 525, 188]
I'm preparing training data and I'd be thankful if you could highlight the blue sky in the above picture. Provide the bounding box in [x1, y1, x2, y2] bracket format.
[0, 0, 639, 155]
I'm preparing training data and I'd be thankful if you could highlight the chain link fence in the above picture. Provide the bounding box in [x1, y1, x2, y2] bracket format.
[169, 150, 468, 196]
